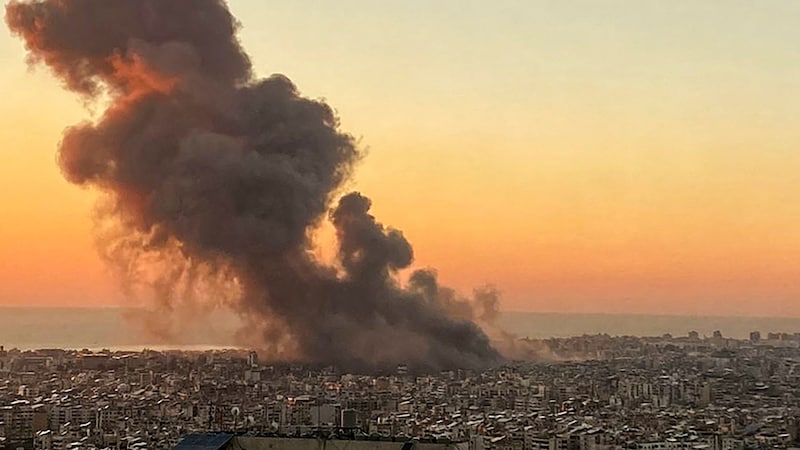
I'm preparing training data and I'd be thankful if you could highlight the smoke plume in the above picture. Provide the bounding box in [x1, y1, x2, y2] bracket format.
[6, 0, 505, 370]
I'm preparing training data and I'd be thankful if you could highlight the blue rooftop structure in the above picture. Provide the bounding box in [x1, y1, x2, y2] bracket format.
[173, 434, 233, 450]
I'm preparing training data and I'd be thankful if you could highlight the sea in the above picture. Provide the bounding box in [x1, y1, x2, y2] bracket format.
[0, 307, 799, 351]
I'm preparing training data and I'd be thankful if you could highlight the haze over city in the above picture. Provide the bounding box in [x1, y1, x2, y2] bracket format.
[2, 0, 800, 320]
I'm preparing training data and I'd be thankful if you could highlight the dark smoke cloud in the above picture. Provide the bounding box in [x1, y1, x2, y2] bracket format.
[6, 0, 505, 370]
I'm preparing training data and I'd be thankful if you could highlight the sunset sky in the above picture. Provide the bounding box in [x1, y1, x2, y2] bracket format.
[2, 0, 800, 316]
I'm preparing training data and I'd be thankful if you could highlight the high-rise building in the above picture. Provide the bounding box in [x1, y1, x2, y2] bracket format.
[247, 351, 258, 367]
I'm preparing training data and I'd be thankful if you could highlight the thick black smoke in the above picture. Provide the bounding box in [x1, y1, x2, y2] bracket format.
[6, 0, 503, 370]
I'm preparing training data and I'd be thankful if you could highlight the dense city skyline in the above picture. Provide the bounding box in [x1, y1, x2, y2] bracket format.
[3, 332, 800, 449]
[2, 1, 800, 317]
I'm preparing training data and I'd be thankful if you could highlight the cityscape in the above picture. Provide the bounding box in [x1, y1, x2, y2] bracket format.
[2, 330, 800, 450]
[3, 2, 800, 450]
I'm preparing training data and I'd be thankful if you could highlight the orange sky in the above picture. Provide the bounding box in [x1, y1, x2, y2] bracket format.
[2, 1, 800, 316]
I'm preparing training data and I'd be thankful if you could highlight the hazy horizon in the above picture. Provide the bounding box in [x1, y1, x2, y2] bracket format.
[0, 307, 798, 353]
[0, 304, 798, 321]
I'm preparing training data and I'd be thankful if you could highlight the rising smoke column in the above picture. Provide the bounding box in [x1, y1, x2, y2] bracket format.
[5, 0, 502, 370]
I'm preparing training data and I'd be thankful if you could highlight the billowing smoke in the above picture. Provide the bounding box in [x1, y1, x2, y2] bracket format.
[6, 0, 505, 370]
